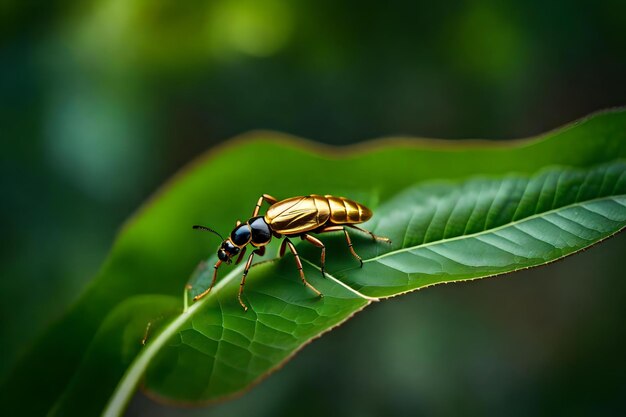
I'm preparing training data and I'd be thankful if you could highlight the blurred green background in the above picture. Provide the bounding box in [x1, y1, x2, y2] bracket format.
[2, 0, 625, 415]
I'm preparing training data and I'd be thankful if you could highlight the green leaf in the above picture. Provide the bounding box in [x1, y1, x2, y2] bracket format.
[2, 110, 625, 417]
[346, 161, 626, 297]
[119, 160, 626, 414]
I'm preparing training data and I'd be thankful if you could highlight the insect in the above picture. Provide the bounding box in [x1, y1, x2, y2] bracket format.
[193, 194, 390, 311]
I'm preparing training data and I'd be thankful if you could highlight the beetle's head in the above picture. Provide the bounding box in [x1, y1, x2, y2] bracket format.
[217, 239, 240, 264]
[193, 225, 239, 264]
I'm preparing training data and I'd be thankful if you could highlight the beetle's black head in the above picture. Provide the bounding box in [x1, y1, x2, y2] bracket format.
[192, 225, 240, 264]
[218, 239, 240, 264]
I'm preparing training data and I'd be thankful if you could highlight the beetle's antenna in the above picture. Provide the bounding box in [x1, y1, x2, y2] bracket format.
[192, 225, 225, 240]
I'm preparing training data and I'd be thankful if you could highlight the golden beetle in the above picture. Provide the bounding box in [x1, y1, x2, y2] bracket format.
[193, 194, 390, 311]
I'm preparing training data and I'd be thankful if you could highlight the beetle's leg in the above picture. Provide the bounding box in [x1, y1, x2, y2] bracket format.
[316, 225, 363, 267]
[193, 260, 223, 301]
[285, 238, 323, 297]
[279, 238, 289, 257]
[302, 234, 326, 277]
[341, 227, 363, 268]
[141, 315, 165, 345]
[142, 320, 154, 345]
[234, 246, 247, 265]
[255, 246, 266, 256]
[237, 247, 266, 311]
[347, 225, 392, 243]
[238, 251, 256, 311]
[252, 194, 279, 216]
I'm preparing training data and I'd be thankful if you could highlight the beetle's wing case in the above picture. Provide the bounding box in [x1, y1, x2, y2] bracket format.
[325, 195, 372, 224]
[264, 195, 330, 234]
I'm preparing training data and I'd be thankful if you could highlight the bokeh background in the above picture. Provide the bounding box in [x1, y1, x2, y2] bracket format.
[2, 0, 626, 416]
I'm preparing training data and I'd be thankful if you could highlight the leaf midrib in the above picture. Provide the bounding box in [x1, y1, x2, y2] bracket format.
[364, 193, 626, 263]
